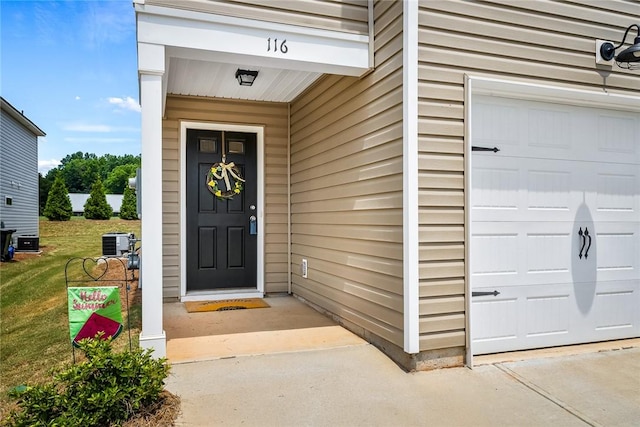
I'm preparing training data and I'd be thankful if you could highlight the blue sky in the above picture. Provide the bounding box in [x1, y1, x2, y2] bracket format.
[1, 0, 140, 174]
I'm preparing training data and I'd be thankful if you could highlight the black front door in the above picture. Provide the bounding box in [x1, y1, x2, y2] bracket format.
[186, 129, 257, 291]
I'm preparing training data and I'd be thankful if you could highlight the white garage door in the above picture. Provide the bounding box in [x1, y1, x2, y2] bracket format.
[471, 95, 640, 355]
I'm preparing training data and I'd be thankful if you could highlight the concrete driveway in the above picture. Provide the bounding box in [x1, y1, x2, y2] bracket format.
[166, 341, 640, 426]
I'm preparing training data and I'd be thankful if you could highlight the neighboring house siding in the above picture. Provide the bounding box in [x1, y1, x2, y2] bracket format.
[0, 110, 38, 237]
[289, 0, 404, 348]
[417, 0, 640, 352]
[162, 95, 289, 299]
[144, 0, 369, 34]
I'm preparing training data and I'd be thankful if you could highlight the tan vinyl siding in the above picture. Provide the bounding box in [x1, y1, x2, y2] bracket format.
[289, 0, 404, 347]
[144, 0, 369, 35]
[162, 95, 289, 298]
[417, 0, 640, 351]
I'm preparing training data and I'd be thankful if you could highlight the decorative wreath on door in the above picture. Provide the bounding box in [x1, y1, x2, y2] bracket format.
[206, 162, 245, 201]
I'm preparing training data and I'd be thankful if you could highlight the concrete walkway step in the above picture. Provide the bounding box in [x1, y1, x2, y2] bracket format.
[167, 325, 366, 363]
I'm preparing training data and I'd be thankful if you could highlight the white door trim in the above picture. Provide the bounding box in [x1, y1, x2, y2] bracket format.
[179, 121, 265, 301]
[467, 76, 640, 112]
[466, 75, 640, 362]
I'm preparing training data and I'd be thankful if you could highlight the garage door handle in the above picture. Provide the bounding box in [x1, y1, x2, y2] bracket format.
[472, 290, 501, 297]
[584, 227, 592, 259]
[472, 146, 500, 153]
[578, 227, 585, 259]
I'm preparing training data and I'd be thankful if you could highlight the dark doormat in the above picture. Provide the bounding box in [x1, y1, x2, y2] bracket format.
[184, 298, 270, 313]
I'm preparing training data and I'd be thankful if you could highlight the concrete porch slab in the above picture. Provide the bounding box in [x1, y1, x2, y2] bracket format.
[163, 295, 365, 363]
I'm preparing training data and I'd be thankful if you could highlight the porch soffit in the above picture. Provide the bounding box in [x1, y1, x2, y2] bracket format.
[136, 3, 370, 103]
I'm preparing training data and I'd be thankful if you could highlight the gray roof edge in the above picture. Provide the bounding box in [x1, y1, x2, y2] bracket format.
[1, 97, 46, 137]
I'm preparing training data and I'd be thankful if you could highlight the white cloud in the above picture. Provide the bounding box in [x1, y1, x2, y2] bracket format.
[108, 97, 141, 113]
[75, 96, 81, 101]
[63, 123, 112, 132]
[38, 159, 61, 174]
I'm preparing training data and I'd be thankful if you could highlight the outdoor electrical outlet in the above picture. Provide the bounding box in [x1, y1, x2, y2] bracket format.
[301, 259, 308, 278]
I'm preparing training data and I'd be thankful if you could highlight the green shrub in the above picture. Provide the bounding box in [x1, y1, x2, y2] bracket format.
[42, 175, 72, 221]
[84, 179, 113, 220]
[119, 186, 138, 220]
[4, 335, 169, 426]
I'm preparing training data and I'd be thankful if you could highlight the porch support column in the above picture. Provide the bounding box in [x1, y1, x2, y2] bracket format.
[403, 0, 419, 354]
[138, 42, 166, 357]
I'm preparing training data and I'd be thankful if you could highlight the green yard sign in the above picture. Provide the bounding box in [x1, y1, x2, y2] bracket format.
[68, 287, 123, 346]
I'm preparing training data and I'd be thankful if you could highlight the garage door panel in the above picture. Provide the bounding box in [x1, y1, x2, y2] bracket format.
[471, 95, 640, 355]
[593, 223, 638, 282]
[473, 101, 521, 149]
[593, 164, 640, 223]
[596, 113, 639, 164]
[527, 106, 572, 152]
[471, 296, 519, 346]
[474, 96, 639, 164]
[471, 164, 519, 212]
[596, 173, 635, 213]
[472, 156, 584, 223]
[526, 232, 571, 276]
[473, 280, 640, 354]
[473, 222, 578, 288]
[593, 282, 639, 334]
[470, 231, 519, 286]
[527, 169, 571, 211]
[473, 284, 575, 354]
[525, 293, 571, 338]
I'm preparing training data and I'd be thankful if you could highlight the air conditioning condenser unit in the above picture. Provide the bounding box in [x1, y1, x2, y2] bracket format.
[102, 233, 130, 257]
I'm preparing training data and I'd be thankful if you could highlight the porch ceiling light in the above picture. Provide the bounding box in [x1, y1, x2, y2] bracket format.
[599, 24, 640, 69]
[235, 69, 259, 86]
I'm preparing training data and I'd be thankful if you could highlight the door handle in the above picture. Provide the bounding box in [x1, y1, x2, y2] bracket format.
[578, 227, 585, 259]
[584, 227, 592, 259]
[249, 215, 257, 235]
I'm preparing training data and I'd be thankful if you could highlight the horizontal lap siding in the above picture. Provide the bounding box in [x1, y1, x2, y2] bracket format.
[0, 111, 39, 237]
[145, 0, 369, 34]
[162, 95, 289, 299]
[289, 0, 404, 347]
[417, 0, 640, 351]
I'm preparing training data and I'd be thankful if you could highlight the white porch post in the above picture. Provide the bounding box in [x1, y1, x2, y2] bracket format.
[403, 0, 419, 354]
[138, 42, 166, 357]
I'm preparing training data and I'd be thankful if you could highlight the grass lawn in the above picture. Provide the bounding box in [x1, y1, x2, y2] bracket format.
[0, 217, 141, 414]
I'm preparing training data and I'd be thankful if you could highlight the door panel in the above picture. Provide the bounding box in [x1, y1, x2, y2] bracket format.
[186, 129, 257, 291]
[471, 96, 640, 355]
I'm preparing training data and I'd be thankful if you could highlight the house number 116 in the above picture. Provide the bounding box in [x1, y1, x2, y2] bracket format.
[267, 38, 288, 54]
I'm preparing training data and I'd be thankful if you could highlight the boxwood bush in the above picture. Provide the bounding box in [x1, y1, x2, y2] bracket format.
[4, 335, 169, 426]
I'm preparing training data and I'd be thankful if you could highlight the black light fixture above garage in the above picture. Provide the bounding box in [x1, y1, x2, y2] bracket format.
[235, 69, 259, 86]
[599, 24, 640, 69]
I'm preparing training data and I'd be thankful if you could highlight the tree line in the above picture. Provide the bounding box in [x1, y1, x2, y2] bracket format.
[40, 152, 140, 221]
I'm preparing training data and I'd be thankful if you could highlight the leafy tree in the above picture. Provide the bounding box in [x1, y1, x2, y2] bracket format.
[61, 157, 101, 193]
[39, 152, 141, 205]
[105, 164, 138, 194]
[43, 176, 72, 221]
[84, 179, 113, 220]
[119, 185, 138, 220]
[38, 172, 54, 215]
[59, 151, 85, 166]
